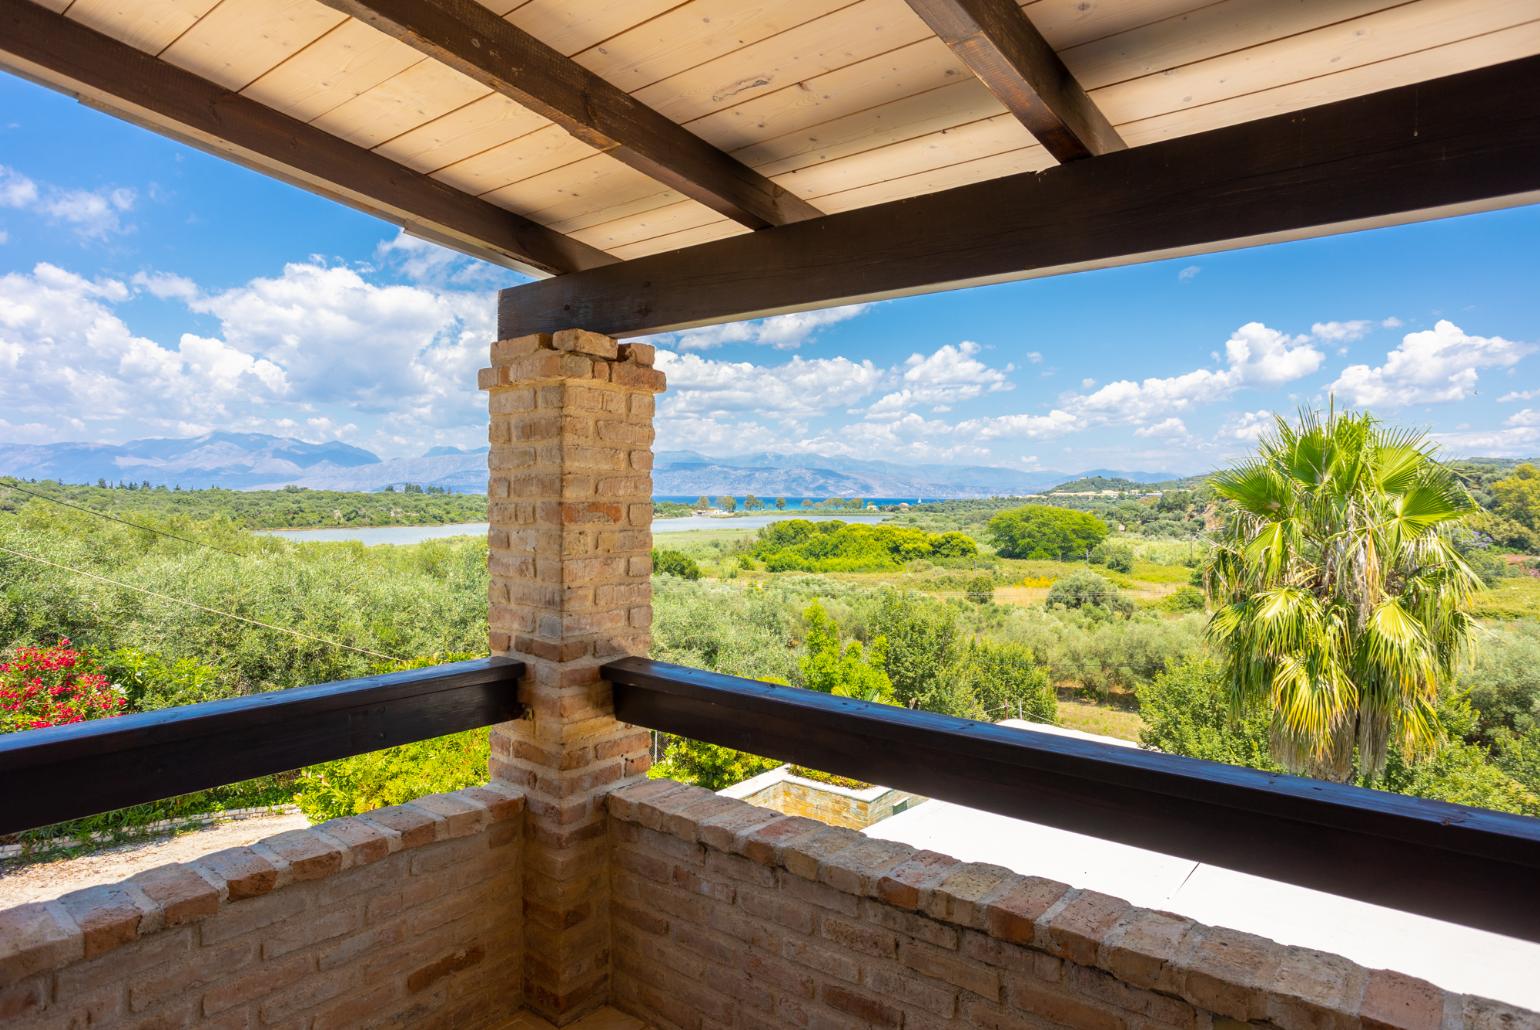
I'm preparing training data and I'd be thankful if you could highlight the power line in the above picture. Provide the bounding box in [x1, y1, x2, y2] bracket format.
[0, 478, 247, 558]
[0, 544, 404, 663]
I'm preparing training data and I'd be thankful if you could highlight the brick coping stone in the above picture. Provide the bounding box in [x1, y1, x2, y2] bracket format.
[606, 779, 1539, 1030]
[0, 784, 525, 990]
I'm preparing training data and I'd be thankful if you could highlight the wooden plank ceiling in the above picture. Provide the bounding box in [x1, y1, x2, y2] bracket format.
[7, 0, 1538, 271]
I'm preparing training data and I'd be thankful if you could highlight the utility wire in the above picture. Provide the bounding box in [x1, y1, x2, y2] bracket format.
[0, 478, 247, 558]
[0, 544, 404, 663]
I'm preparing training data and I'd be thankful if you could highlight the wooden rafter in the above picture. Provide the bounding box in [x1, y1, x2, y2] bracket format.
[497, 56, 1540, 339]
[316, 0, 823, 231]
[905, 0, 1123, 161]
[0, 0, 610, 277]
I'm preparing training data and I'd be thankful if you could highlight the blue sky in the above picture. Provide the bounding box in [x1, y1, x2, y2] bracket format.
[3, 71, 1538, 475]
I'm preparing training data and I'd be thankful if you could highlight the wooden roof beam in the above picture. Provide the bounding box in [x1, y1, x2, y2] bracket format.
[318, 0, 822, 231]
[905, 0, 1123, 161]
[497, 56, 1540, 338]
[0, 0, 609, 277]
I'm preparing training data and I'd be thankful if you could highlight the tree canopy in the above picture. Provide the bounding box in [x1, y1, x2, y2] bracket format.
[986, 505, 1109, 559]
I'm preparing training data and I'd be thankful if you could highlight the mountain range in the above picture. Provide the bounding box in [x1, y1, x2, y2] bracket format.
[0, 433, 1179, 497]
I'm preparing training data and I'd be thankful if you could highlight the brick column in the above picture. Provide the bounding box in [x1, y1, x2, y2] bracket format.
[479, 329, 664, 1025]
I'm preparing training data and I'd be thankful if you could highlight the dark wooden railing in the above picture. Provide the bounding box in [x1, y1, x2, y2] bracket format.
[604, 657, 1540, 944]
[0, 658, 524, 836]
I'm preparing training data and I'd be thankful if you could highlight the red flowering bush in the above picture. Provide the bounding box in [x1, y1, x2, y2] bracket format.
[0, 639, 126, 733]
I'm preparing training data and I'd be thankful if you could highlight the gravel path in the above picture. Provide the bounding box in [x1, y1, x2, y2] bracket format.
[0, 811, 310, 907]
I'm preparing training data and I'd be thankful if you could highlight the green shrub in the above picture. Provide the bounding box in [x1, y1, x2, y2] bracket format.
[652, 548, 702, 580]
[1157, 586, 1206, 613]
[1045, 570, 1132, 618]
[293, 729, 489, 821]
[98, 647, 226, 710]
[650, 737, 776, 790]
[950, 640, 1055, 723]
[851, 590, 961, 708]
[1090, 542, 1134, 573]
[799, 601, 892, 702]
[1135, 657, 1279, 770]
[749, 520, 978, 573]
[965, 574, 995, 604]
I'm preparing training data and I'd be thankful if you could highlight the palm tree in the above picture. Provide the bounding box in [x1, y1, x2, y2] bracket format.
[1203, 407, 1482, 781]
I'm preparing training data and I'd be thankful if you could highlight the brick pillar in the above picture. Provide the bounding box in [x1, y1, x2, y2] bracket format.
[479, 329, 664, 1025]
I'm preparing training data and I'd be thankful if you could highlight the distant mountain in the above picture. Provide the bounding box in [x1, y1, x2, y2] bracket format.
[1, 433, 1183, 498]
[0, 432, 379, 490]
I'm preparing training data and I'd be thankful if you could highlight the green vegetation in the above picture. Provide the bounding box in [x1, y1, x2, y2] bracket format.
[800, 601, 892, 702]
[1045, 570, 1132, 618]
[1205, 408, 1480, 781]
[0, 478, 487, 529]
[748, 519, 977, 572]
[6, 413, 1540, 858]
[987, 505, 1108, 560]
[651, 548, 702, 580]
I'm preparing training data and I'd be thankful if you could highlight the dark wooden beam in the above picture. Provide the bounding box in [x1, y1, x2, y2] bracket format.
[0, 659, 524, 836]
[498, 55, 1540, 339]
[316, 0, 822, 231]
[905, 0, 1122, 161]
[605, 658, 1540, 943]
[0, 0, 611, 277]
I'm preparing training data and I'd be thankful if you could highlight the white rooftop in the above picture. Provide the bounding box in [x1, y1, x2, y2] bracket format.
[863, 719, 1540, 1011]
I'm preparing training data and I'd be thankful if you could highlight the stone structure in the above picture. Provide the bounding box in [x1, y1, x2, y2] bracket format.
[606, 780, 1531, 1030]
[0, 786, 525, 1028]
[720, 764, 925, 829]
[480, 330, 664, 1023]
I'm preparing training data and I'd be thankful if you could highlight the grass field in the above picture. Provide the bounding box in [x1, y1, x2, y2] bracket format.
[1472, 575, 1540, 619]
[1054, 699, 1147, 742]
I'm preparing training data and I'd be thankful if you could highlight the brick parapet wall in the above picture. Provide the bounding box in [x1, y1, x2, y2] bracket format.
[605, 779, 1536, 1030]
[0, 785, 525, 1028]
[482, 329, 664, 1024]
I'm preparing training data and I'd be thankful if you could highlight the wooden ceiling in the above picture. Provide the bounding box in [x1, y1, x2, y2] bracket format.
[5, 0, 1538, 278]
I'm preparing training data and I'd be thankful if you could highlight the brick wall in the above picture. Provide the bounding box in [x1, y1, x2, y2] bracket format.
[723, 766, 925, 829]
[0, 785, 524, 1028]
[605, 779, 1534, 1030]
[481, 329, 664, 1023]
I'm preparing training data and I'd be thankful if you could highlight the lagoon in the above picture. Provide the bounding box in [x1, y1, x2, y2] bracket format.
[257, 510, 889, 546]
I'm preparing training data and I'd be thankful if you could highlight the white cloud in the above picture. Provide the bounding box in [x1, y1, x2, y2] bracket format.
[131, 270, 200, 303]
[374, 229, 507, 288]
[0, 263, 289, 436]
[954, 410, 1079, 440]
[1499, 389, 1540, 403]
[1223, 410, 1275, 442]
[867, 340, 1013, 416]
[1, 165, 136, 239]
[651, 304, 870, 351]
[189, 261, 491, 419]
[1026, 351, 1043, 364]
[0, 166, 38, 208]
[1506, 409, 1540, 428]
[1330, 320, 1532, 406]
[1178, 266, 1200, 282]
[1135, 417, 1187, 439]
[655, 350, 885, 424]
[1433, 425, 1540, 458]
[1309, 320, 1374, 343]
[0, 257, 504, 453]
[1063, 321, 1321, 425]
[1224, 322, 1325, 386]
[1382, 316, 1404, 329]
